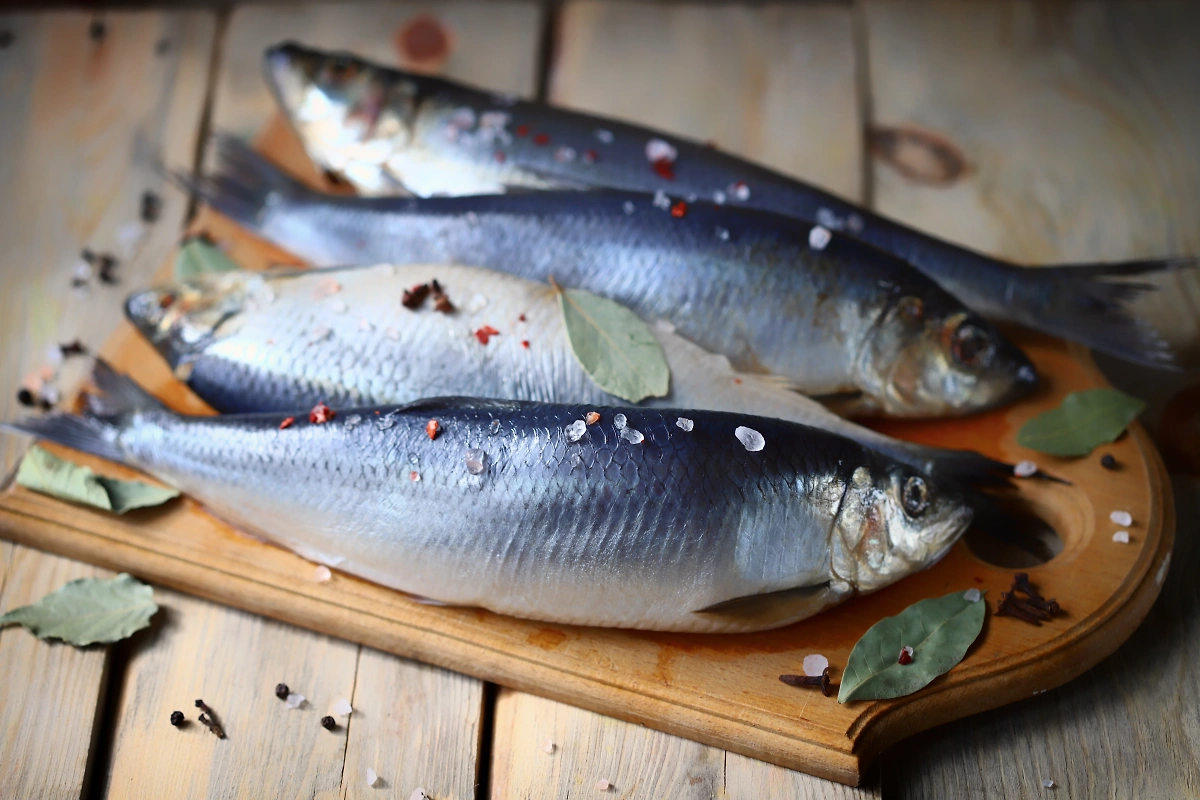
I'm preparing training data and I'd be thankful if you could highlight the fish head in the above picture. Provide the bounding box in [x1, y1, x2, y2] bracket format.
[263, 42, 419, 189]
[124, 273, 256, 368]
[832, 460, 973, 594]
[859, 293, 1038, 417]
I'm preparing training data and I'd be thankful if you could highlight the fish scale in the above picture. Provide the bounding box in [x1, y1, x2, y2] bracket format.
[6, 380, 972, 632]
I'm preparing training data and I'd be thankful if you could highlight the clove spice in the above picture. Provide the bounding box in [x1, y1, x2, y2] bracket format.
[430, 279, 455, 313]
[996, 572, 1062, 626]
[195, 699, 225, 738]
[779, 667, 832, 697]
[401, 283, 431, 309]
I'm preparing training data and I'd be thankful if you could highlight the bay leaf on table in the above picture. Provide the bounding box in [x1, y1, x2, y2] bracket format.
[1017, 388, 1145, 457]
[838, 590, 987, 703]
[173, 236, 240, 281]
[0, 573, 158, 646]
[17, 445, 179, 514]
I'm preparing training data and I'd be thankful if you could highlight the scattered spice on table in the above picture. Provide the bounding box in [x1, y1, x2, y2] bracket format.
[779, 667, 832, 696]
[996, 572, 1061, 626]
[285, 693, 305, 709]
[1110, 510, 1133, 527]
[16, 389, 35, 407]
[141, 191, 162, 223]
[195, 698, 225, 738]
[1100, 453, 1118, 470]
[1112, 531, 1130, 544]
[314, 565, 332, 582]
[596, 779, 612, 792]
[474, 325, 500, 345]
[542, 740, 556, 754]
[275, 683, 290, 700]
[332, 698, 353, 716]
[170, 710, 185, 727]
[59, 340, 87, 357]
[320, 715, 337, 731]
[366, 767, 379, 787]
[97, 254, 119, 285]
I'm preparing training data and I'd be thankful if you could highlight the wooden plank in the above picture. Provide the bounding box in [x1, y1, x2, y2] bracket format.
[342, 648, 485, 799]
[862, 2, 1200, 795]
[0, 546, 113, 799]
[549, 0, 863, 200]
[506, 2, 874, 793]
[0, 11, 216, 799]
[98, 588, 360, 799]
[863, 0, 1200, 364]
[0, 10, 218, 475]
[491, 689, 879, 799]
[211, 0, 544, 143]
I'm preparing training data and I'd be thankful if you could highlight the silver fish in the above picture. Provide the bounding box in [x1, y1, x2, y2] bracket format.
[263, 41, 1190, 370]
[178, 135, 1038, 418]
[126, 262, 1012, 487]
[4, 365, 972, 632]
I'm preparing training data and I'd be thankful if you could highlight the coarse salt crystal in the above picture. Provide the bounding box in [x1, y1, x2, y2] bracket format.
[594, 128, 614, 144]
[847, 213, 864, 232]
[964, 588, 982, 602]
[808, 225, 832, 251]
[676, 417, 694, 432]
[286, 693, 305, 709]
[330, 299, 348, 314]
[1110, 510, 1133, 527]
[565, 420, 587, 442]
[645, 138, 677, 163]
[366, 767, 378, 786]
[622, 201, 635, 215]
[333, 698, 353, 716]
[802, 654, 828, 677]
[554, 146, 576, 163]
[463, 294, 489, 314]
[410, 471, 421, 482]
[44, 345, 64, 367]
[731, 181, 750, 201]
[713, 189, 727, 205]
[1113, 531, 1130, 544]
[116, 221, 148, 258]
[542, 740, 556, 754]
[465, 448, 488, 475]
[735, 426, 765, 452]
[715, 226, 730, 241]
[1042, 779, 1055, 789]
[596, 779, 611, 792]
[620, 428, 644, 444]
[72, 259, 93, 282]
[1014, 460, 1038, 478]
[41, 385, 61, 405]
[653, 190, 671, 210]
[410, 789, 428, 800]
[613, 413, 627, 430]
[314, 565, 332, 582]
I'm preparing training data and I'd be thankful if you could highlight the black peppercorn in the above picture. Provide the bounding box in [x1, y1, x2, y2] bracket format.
[141, 190, 162, 223]
[17, 388, 34, 407]
[1101, 453, 1117, 470]
[170, 710, 185, 726]
[98, 255, 119, 285]
[89, 19, 105, 42]
[320, 715, 336, 730]
[275, 683, 290, 700]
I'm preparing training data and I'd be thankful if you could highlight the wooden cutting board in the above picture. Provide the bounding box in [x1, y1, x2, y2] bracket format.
[0, 120, 1175, 786]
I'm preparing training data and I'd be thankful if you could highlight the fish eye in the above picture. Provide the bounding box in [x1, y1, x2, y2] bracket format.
[902, 476, 929, 517]
[951, 322, 995, 369]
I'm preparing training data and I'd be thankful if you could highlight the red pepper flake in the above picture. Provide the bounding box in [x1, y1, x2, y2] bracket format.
[518, 313, 526, 322]
[515, 124, 529, 137]
[425, 419, 440, 440]
[733, 378, 742, 385]
[402, 283, 431, 309]
[897, 646, 914, 665]
[670, 200, 688, 218]
[494, 150, 506, 163]
[279, 416, 295, 430]
[409, 471, 420, 482]
[159, 292, 176, 309]
[521, 340, 530, 349]
[309, 402, 335, 424]
[582, 149, 598, 164]
[533, 133, 550, 146]
[585, 411, 600, 425]
[652, 158, 675, 180]
[474, 325, 500, 345]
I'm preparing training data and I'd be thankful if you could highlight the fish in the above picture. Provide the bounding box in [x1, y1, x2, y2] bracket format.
[262, 41, 1192, 369]
[3, 364, 973, 632]
[177, 135, 1039, 419]
[124, 261, 1017, 487]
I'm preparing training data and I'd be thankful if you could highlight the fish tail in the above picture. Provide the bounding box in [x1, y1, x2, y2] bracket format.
[2, 360, 162, 464]
[1020, 257, 1195, 369]
[171, 134, 311, 231]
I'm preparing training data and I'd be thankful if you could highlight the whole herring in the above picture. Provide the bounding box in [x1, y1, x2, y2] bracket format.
[261, 42, 1188, 369]
[4, 365, 972, 633]
[176, 135, 1038, 418]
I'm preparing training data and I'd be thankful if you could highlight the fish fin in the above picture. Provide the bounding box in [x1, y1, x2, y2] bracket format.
[0, 414, 126, 465]
[1014, 259, 1195, 369]
[394, 396, 526, 414]
[500, 175, 599, 193]
[694, 583, 833, 627]
[168, 133, 311, 232]
[737, 372, 801, 393]
[85, 359, 165, 416]
[405, 593, 464, 608]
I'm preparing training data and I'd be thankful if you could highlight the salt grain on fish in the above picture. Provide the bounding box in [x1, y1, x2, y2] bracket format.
[676, 417, 693, 432]
[613, 414, 627, 430]
[735, 426, 765, 452]
[1013, 460, 1038, 478]
[620, 428, 644, 444]
[808, 225, 832, 251]
[565, 420, 587, 442]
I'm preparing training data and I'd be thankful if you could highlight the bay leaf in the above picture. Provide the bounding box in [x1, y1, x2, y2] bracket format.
[838, 590, 986, 703]
[555, 284, 669, 403]
[0, 573, 158, 646]
[17, 445, 179, 514]
[1017, 388, 1145, 457]
[174, 236, 240, 281]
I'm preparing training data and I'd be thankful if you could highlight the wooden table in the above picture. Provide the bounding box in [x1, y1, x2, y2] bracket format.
[1, 3, 1198, 797]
